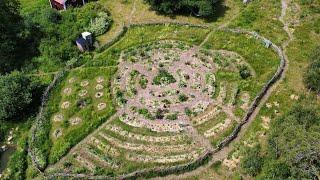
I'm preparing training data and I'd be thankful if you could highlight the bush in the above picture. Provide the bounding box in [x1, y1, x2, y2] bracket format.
[260, 98, 320, 179]
[239, 65, 251, 79]
[88, 12, 112, 36]
[304, 46, 320, 93]
[152, 70, 176, 86]
[241, 145, 264, 176]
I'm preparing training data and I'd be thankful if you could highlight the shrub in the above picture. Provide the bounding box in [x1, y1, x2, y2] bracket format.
[239, 65, 251, 79]
[304, 46, 320, 93]
[241, 145, 264, 176]
[178, 94, 189, 102]
[88, 12, 112, 36]
[152, 70, 176, 86]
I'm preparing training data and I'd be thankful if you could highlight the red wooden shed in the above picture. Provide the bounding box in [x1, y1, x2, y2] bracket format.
[49, 0, 85, 10]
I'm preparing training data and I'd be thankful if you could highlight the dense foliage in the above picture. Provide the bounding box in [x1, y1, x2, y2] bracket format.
[0, 0, 39, 74]
[152, 70, 176, 85]
[242, 99, 320, 179]
[88, 12, 112, 36]
[304, 46, 320, 93]
[145, 0, 221, 17]
[25, 3, 110, 72]
[0, 72, 34, 121]
[240, 145, 264, 176]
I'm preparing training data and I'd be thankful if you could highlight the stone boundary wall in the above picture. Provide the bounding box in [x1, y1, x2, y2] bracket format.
[28, 59, 79, 172]
[30, 23, 286, 179]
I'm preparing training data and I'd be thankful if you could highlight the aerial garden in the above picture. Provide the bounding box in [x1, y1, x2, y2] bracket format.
[0, 0, 319, 179]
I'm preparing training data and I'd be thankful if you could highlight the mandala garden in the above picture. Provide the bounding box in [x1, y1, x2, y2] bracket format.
[28, 25, 280, 178]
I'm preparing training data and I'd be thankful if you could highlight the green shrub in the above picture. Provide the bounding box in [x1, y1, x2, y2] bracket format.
[152, 70, 176, 86]
[241, 145, 264, 176]
[304, 46, 320, 93]
[239, 65, 251, 79]
[145, 0, 221, 17]
[178, 94, 189, 102]
[88, 12, 112, 36]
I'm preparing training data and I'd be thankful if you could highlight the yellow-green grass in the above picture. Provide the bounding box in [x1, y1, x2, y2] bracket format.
[229, 0, 288, 45]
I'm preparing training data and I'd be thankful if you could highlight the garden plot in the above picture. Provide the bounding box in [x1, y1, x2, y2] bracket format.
[113, 40, 220, 133]
[47, 67, 116, 163]
[46, 40, 257, 177]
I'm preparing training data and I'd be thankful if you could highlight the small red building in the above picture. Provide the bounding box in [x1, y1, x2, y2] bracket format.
[49, 0, 85, 10]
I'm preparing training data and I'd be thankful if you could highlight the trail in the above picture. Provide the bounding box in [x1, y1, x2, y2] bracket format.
[128, 0, 137, 24]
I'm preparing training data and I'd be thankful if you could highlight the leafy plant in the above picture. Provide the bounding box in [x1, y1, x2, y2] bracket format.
[88, 12, 112, 36]
[152, 70, 176, 86]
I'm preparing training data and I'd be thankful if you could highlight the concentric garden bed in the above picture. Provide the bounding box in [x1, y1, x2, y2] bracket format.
[30, 25, 280, 178]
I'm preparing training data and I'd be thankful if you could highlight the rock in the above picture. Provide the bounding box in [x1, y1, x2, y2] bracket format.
[7, 136, 13, 142]
[1, 145, 7, 151]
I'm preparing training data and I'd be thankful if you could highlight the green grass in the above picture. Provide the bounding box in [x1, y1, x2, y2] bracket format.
[86, 25, 210, 67]
[45, 67, 117, 164]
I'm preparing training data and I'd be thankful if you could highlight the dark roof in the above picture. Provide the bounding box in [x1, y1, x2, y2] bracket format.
[76, 37, 88, 46]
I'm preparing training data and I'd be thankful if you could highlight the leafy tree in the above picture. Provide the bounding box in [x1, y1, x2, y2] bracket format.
[145, 0, 221, 17]
[0, 72, 33, 121]
[0, 0, 24, 73]
[0, 0, 40, 74]
[304, 46, 320, 93]
[260, 99, 320, 179]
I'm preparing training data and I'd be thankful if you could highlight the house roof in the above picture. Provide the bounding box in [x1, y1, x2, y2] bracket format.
[54, 0, 67, 5]
[76, 37, 88, 47]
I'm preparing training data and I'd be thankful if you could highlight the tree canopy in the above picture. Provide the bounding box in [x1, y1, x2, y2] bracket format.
[0, 72, 34, 121]
[145, 0, 221, 17]
[260, 99, 320, 179]
[0, 0, 24, 73]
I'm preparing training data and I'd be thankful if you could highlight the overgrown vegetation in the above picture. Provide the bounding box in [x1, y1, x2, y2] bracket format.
[145, 0, 221, 17]
[0, 0, 39, 74]
[152, 70, 176, 86]
[0, 71, 41, 121]
[304, 46, 320, 93]
[241, 98, 320, 179]
[23, 2, 110, 72]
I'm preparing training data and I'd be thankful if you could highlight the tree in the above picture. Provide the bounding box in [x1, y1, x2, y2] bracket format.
[0, 72, 34, 121]
[145, 0, 220, 17]
[304, 46, 320, 93]
[0, 0, 24, 73]
[261, 99, 320, 179]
